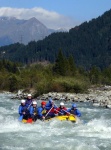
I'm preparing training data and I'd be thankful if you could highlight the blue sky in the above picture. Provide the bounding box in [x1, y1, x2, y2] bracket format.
[0, 0, 110, 29]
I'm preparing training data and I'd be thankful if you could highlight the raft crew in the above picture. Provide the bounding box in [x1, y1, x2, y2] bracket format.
[18, 95, 81, 121]
[68, 103, 81, 117]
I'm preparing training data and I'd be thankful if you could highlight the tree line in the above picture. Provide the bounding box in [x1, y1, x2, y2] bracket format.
[1, 50, 111, 96]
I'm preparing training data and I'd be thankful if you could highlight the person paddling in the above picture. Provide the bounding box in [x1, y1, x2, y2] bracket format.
[56, 102, 68, 115]
[45, 98, 57, 118]
[37, 101, 47, 120]
[29, 101, 38, 122]
[68, 103, 81, 117]
[18, 99, 29, 120]
[25, 94, 33, 108]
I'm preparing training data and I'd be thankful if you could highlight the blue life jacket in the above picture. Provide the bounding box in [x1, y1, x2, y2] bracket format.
[37, 106, 46, 118]
[18, 105, 27, 116]
[29, 106, 38, 118]
[25, 99, 32, 108]
[45, 99, 57, 110]
[68, 108, 81, 117]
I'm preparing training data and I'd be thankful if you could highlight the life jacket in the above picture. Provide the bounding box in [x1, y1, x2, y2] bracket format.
[33, 107, 38, 115]
[46, 107, 57, 114]
[42, 109, 46, 114]
[19, 105, 27, 115]
[25, 99, 32, 108]
[30, 106, 38, 116]
[70, 108, 81, 117]
[57, 107, 68, 115]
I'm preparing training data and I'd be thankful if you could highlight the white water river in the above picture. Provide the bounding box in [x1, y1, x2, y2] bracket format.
[0, 93, 111, 150]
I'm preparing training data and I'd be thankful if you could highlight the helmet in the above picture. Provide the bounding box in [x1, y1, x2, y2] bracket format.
[60, 102, 64, 106]
[33, 101, 37, 105]
[72, 103, 77, 108]
[21, 99, 25, 103]
[28, 94, 32, 97]
[41, 101, 46, 105]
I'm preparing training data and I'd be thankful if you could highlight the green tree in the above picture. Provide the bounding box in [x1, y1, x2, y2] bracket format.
[68, 55, 76, 75]
[53, 49, 66, 76]
[9, 74, 19, 92]
[89, 66, 101, 84]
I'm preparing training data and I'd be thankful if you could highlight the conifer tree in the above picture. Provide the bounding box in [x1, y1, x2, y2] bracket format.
[53, 49, 66, 76]
[68, 55, 76, 75]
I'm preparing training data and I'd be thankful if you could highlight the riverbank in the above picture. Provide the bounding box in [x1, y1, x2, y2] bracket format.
[39, 85, 111, 108]
[9, 85, 111, 109]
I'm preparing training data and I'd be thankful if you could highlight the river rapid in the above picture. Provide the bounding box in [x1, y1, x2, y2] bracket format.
[0, 93, 111, 150]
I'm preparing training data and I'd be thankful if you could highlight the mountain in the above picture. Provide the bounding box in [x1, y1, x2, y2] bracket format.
[0, 17, 55, 46]
[0, 9, 111, 69]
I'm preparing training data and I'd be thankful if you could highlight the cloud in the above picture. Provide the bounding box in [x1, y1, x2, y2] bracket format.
[0, 7, 80, 29]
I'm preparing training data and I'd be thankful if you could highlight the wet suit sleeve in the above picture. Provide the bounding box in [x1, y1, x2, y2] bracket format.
[18, 105, 22, 116]
[76, 109, 81, 117]
[37, 107, 43, 118]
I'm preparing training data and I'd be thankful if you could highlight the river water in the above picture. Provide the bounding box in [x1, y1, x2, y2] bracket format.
[0, 93, 111, 150]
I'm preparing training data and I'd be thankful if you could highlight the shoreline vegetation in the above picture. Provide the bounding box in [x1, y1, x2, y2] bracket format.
[1, 50, 111, 101]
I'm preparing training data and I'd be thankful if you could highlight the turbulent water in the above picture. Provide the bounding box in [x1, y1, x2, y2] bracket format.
[0, 93, 111, 150]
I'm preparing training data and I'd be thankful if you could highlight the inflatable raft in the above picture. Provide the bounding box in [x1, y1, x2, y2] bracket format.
[22, 115, 76, 123]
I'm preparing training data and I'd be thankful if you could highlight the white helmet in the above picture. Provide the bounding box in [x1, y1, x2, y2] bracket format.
[28, 94, 32, 97]
[60, 102, 64, 106]
[33, 101, 37, 105]
[21, 99, 25, 103]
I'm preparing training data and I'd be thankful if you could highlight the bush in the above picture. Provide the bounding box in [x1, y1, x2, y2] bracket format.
[52, 77, 89, 93]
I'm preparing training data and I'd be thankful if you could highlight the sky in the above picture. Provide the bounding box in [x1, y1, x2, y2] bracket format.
[0, 0, 111, 30]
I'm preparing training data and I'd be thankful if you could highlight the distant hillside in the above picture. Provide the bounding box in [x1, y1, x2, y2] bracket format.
[0, 9, 111, 69]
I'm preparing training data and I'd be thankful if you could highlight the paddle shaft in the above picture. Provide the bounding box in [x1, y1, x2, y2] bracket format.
[45, 106, 54, 118]
[27, 101, 33, 110]
[54, 104, 71, 115]
[55, 109, 65, 115]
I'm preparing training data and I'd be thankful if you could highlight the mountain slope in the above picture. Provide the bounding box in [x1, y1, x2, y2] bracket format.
[0, 17, 54, 46]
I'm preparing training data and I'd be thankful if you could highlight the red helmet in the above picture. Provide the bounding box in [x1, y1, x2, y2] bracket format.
[41, 101, 46, 105]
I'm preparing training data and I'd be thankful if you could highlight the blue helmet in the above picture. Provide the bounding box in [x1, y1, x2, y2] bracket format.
[72, 103, 77, 108]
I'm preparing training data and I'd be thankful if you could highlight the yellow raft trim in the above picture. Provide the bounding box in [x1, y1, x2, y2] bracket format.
[22, 119, 27, 123]
[55, 115, 76, 122]
[45, 115, 76, 122]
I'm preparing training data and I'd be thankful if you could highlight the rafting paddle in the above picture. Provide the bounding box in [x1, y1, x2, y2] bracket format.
[43, 106, 54, 120]
[18, 115, 23, 121]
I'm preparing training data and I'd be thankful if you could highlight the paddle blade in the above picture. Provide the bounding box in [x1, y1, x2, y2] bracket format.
[18, 115, 23, 121]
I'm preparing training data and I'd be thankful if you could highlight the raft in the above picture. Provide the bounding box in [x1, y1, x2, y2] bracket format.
[22, 115, 76, 123]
